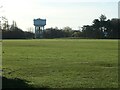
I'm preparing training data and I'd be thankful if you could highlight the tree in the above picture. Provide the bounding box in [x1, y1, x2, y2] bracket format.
[72, 31, 81, 37]
[82, 25, 95, 38]
[0, 17, 9, 31]
[92, 15, 108, 38]
[110, 18, 120, 38]
[63, 26, 72, 31]
[99, 14, 107, 21]
[81, 14, 113, 39]
[10, 20, 17, 31]
[63, 26, 73, 37]
[27, 27, 34, 33]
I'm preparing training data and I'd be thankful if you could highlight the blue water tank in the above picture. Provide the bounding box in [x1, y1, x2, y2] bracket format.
[33, 18, 46, 26]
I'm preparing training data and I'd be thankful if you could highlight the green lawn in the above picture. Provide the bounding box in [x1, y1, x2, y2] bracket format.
[2, 39, 118, 88]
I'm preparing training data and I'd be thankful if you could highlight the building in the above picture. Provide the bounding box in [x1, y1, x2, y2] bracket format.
[33, 18, 46, 38]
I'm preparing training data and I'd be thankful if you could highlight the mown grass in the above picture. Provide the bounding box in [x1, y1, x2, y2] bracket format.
[2, 39, 118, 88]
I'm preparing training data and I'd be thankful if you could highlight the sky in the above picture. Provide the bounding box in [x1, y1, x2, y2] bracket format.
[0, 0, 119, 31]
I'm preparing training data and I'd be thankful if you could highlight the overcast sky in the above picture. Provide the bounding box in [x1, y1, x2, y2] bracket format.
[0, 0, 119, 31]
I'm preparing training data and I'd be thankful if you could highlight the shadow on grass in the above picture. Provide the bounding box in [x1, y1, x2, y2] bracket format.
[2, 77, 49, 89]
[2, 77, 118, 90]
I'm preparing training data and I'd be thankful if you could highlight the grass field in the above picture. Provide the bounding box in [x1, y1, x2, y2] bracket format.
[2, 39, 118, 88]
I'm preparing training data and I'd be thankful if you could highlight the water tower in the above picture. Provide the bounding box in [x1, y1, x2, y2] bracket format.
[33, 18, 46, 38]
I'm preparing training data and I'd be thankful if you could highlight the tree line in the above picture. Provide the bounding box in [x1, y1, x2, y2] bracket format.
[43, 14, 120, 39]
[1, 14, 120, 39]
[1, 17, 34, 39]
[81, 15, 120, 39]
